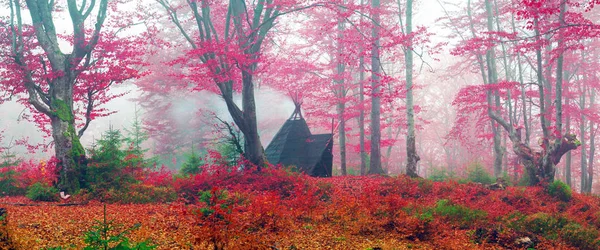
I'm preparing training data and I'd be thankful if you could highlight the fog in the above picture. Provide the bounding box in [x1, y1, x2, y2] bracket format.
[1, 0, 598, 187]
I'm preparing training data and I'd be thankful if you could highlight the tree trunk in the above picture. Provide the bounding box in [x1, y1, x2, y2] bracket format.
[534, 16, 551, 151]
[586, 88, 596, 193]
[489, 112, 579, 186]
[14, 0, 109, 193]
[359, 53, 367, 176]
[580, 94, 587, 192]
[405, 0, 419, 178]
[368, 0, 384, 175]
[336, 8, 347, 176]
[565, 107, 572, 186]
[241, 70, 265, 169]
[51, 79, 86, 193]
[358, 0, 367, 176]
[484, 0, 503, 178]
[338, 103, 347, 176]
[586, 123, 595, 193]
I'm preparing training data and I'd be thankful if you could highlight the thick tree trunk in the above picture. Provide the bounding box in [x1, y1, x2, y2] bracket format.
[51, 80, 86, 193]
[405, 0, 420, 178]
[490, 112, 580, 186]
[241, 71, 265, 169]
[369, 0, 384, 175]
[15, 0, 108, 193]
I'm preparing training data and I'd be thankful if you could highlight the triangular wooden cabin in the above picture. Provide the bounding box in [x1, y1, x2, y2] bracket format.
[265, 102, 333, 177]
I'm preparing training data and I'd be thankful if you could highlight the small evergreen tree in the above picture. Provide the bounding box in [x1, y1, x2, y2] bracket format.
[87, 126, 131, 191]
[180, 144, 203, 176]
[0, 139, 24, 196]
[466, 162, 495, 185]
[123, 106, 157, 168]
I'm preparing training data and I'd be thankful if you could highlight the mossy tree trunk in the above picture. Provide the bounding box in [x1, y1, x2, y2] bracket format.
[51, 83, 86, 193]
[8, 0, 109, 193]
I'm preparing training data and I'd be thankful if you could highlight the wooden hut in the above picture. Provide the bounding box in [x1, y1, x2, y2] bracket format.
[265, 102, 333, 177]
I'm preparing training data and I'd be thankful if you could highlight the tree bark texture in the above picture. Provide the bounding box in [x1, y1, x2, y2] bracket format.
[369, 0, 384, 175]
[405, 0, 419, 178]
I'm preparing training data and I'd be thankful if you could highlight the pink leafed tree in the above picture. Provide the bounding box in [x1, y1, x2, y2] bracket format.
[0, 0, 147, 192]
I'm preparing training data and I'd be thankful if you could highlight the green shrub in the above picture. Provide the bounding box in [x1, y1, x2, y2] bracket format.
[87, 128, 134, 192]
[433, 199, 487, 227]
[561, 222, 600, 250]
[465, 162, 494, 184]
[84, 204, 155, 250]
[547, 180, 572, 202]
[122, 185, 177, 204]
[180, 150, 203, 176]
[0, 168, 25, 196]
[26, 182, 58, 202]
[428, 167, 456, 182]
[523, 213, 568, 239]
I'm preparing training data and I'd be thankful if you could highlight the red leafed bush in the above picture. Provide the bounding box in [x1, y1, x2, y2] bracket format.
[13, 157, 59, 188]
[140, 164, 174, 187]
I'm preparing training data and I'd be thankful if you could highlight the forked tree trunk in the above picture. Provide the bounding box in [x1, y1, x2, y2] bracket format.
[12, 0, 109, 193]
[491, 113, 580, 185]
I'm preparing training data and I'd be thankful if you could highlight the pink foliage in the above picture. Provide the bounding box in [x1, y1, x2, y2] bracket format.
[12, 157, 59, 188]
[141, 165, 174, 187]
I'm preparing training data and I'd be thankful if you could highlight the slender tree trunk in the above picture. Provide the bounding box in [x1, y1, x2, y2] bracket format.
[535, 17, 550, 149]
[565, 105, 572, 186]
[405, 0, 419, 177]
[554, 0, 566, 183]
[484, 0, 503, 178]
[338, 104, 347, 175]
[359, 52, 367, 176]
[580, 90, 587, 192]
[586, 88, 596, 193]
[587, 122, 595, 193]
[369, 0, 384, 175]
[336, 7, 347, 176]
[555, 0, 566, 140]
[359, 0, 367, 176]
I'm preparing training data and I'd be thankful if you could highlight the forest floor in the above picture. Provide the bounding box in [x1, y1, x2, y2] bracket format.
[1, 169, 598, 249]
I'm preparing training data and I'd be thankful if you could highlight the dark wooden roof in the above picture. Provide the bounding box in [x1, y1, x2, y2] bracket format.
[265, 116, 333, 177]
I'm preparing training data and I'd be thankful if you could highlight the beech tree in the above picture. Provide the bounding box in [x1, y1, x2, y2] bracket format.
[368, 0, 384, 174]
[403, 0, 419, 177]
[0, 0, 144, 192]
[447, 0, 600, 185]
[155, 0, 326, 168]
